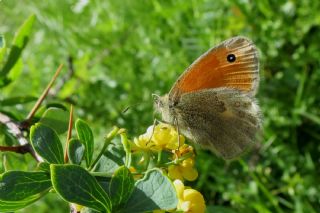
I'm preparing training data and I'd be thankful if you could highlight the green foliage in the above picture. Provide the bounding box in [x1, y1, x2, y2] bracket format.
[92, 143, 125, 173]
[50, 164, 112, 213]
[76, 119, 94, 167]
[0, 196, 42, 212]
[124, 169, 178, 213]
[68, 139, 85, 165]
[0, 96, 37, 107]
[30, 123, 64, 164]
[109, 166, 134, 208]
[39, 108, 69, 134]
[0, 171, 51, 200]
[0, 14, 35, 86]
[0, 171, 51, 212]
[0, 35, 6, 63]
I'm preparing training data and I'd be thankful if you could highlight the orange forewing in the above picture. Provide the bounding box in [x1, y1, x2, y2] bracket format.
[169, 37, 259, 99]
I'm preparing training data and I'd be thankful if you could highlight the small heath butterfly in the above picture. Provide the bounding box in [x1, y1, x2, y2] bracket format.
[155, 36, 262, 160]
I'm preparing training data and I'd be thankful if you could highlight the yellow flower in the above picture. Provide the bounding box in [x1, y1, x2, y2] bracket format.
[133, 133, 154, 151]
[133, 123, 185, 151]
[174, 180, 206, 213]
[168, 158, 198, 181]
[168, 145, 198, 181]
[151, 123, 185, 150]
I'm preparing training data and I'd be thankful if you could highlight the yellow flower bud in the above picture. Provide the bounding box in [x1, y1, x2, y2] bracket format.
[183, 189, 206, 213]
[181, 158, 195, 167]
[173, 180, 206, 213]
[181, 166, 198, 181]
[168, 154, 198, 182]
[168, 165, 184, 181]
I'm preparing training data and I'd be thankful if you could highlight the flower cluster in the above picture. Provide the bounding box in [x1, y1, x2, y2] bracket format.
[134, 123, 206, 213]
[133, 123, 185, 151]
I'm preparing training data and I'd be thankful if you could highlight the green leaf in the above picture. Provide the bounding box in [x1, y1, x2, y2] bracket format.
[50, 164, 112, 213]
[7, 57, 23, 81]
[0, 96, 37, 106]
[0, 77, 11, 88]
[76, 119, 94, 167]
[0, 35, 6, 63]
[0, 171, 51, 201]
[93, 144, 125, 173]
[68, 139, 85, 165]
[1, 14, 35, 76]
[37, 162, 51, 172]
[0, 195, 42, 212]
[124, 169, 178, 213]
[109, 166, 134, 208]
[39, 107, 69, 134]
[30, 123, 64, 164]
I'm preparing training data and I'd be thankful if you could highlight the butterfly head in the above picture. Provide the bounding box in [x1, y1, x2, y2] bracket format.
[153, 94, 175, 123]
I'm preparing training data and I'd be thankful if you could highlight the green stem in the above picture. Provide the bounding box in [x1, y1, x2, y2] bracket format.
[143, 152, 151, 171]
[157, 150, 163, 165]
[89, 126, 119, 170]
[162, 152, 193, 167]
[120, 131, 131, 167]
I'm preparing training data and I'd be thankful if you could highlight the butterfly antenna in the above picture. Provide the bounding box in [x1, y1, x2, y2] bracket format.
[121, 102, 143, 114]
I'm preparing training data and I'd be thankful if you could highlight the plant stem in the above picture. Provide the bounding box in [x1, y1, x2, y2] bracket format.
[64, 104, 74, 163]
[25, 64, 64, 125]
[0, 112, 41, 161]
[0, 144, 30, 154]
[143, 152, 151, 171]
[88, 126, 119, 170]
[120, 131, 131, 167]
[162, 151, 193, 167]
[157, 150, 162, 165]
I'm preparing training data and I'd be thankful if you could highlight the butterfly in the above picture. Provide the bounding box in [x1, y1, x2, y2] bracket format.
[155, 36, 262, 160]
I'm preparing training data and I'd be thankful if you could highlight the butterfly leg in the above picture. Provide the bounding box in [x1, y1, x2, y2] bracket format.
[173, 116, 182, 158]
[146, 118, 158, 145]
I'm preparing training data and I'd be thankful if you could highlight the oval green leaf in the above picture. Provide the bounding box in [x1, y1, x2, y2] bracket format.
[68, 139, 85, 165]
[0, 171, 51, 201]
[124, 169, 178, 213]
[93, 144, 125, 173]
[39, 107, 69, 134]
[30, 123, 64, 164]
[109, 166, 134, 208]
[50, 164, 112, 213]
[75, 119, 94, 167]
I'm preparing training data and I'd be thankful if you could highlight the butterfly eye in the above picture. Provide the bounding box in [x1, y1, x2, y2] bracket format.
[227, 53, 236, 63]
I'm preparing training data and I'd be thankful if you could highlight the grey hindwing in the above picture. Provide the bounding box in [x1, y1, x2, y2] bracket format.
[175, 88, 262, 159]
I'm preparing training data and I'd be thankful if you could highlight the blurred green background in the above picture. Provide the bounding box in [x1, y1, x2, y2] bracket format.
[1, 0, 320, 212]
